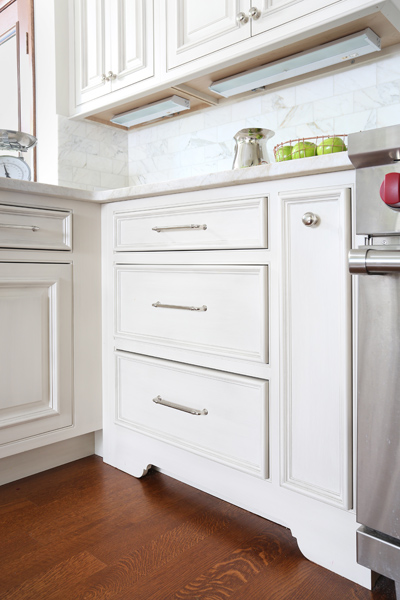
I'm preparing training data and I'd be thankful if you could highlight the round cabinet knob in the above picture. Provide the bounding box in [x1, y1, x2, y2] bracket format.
[236, 11, 249, 24]
[380, 172, 400, 209]
[249, 6, 261, 19]
[101, 74, 108, 82]
[302, 212, 319, 227]
[107, 71, 117, 80]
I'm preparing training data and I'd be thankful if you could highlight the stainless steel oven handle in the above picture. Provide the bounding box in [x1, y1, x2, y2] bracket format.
[349, 249, 400, 274]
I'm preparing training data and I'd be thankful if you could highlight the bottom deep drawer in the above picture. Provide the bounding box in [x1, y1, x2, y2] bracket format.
[115, 352, 269, 478]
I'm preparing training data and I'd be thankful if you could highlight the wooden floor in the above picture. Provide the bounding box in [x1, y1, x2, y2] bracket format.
[0, 456, 396, 600]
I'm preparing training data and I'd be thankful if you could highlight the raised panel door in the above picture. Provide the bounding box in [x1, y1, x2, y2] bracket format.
[251, 0, 341, 35]
[167, 0, 250, 69]
[109, 0, 154, 91]
[280, 188, 352, 509]
[74, 0, 111, 105]
[0, 263, 73, 446]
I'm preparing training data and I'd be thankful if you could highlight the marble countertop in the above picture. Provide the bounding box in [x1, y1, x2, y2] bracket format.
[0, 152, 354, 204]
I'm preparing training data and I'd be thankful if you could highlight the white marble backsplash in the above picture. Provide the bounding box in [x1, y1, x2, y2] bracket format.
[57, 48, 400, 190]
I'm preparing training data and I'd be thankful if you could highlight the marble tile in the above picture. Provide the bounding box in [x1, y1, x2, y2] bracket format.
[86, 154, 114, 173]
[58, 149, 87, 168]
[204, 142, 232, 161]
[245, 113, 278, 132]
[217, 120, 247, 142]
[261, 87, 296, 113]
[204, 104, 232, 128]
[179, 112, 205, 135]
[333, 63, 377, 94]
[112, 159, 129, 176]
[180, 146, 205, 167]
[72, 167, 100, 186]
[167, 133, 191, 154]
[100, 171, 127, 189]
[353, 82, 400, 111]
[277, 102, 313, 128]
[231, 96, 262, 121]
[377, 52, 400, 84]
[334, 110, 377, 134]
[314, 93, 353, 120]
[377, 104, 400, 128]
[295, 75, 334, 104]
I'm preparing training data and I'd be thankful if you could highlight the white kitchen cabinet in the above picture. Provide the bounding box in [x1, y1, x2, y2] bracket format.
[280, 187, 352, 509]
[166, 0, 340, 69]
[102, 173, 369, 588]
[0, 192, 102, 472]
[0, 262, 73, 446]
[74, 0, 154, 106]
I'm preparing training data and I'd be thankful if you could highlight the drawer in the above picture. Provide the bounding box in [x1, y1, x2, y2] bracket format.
[115, 264, 268, 363]
[0, 204, 72, 250]
[115, 352, 269, 477]
[113, 196, 268, 251]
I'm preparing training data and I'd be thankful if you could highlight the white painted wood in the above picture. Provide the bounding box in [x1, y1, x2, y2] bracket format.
[115, 352, 268, 476]
[0, 434, 95, 485]
[0, 262, 73, 445]
[74, 0, 111, 105]
[0, 204, 72, 250]
[114, 196, 268, 251]
[115, 264, 268, 362]
[166, 0, 250, 69]
[251, 0, 341, 35]
[109, 0, 154, 91]
[280, 188, 352, 509]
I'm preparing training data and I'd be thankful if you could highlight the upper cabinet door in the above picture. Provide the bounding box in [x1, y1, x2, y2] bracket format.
[167, 0, 250, 70]
[74, 0, 111, 106]
[250, 0, 341, 35]
[109, 0, 154, 91]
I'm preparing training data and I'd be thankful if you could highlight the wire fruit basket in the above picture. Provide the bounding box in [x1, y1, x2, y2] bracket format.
[273, 134, 348, 162]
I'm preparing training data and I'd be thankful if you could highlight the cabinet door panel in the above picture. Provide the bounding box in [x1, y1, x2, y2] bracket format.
[110, 0, 154, 90]
[74, 0, 110, 105]
[167, 0, 250, 69]
[0, 263, 73, 446]
[251, 0, 340, 35]
[281, 188, 352, 509]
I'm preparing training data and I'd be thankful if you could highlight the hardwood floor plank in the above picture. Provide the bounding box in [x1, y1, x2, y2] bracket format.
[0, 456, 396, 600]
[1, 551, 107, 600]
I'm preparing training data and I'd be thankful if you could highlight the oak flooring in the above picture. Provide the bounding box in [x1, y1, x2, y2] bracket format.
[0, 455, 396, 600]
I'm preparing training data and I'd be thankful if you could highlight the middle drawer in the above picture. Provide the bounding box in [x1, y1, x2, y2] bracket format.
[115, 264, 268, 363]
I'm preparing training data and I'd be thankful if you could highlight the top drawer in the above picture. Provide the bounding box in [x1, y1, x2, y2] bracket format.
[0, 204, 72, 250]
[113, 196, 268, 251]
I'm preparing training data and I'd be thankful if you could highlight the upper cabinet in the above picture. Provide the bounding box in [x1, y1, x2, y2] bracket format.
[74, 0, 154, 106]
[166, 0, 340, 69]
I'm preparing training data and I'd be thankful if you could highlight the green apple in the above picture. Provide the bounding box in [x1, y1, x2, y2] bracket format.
[275, 145, 293, 162]
[292, 141, 317, 159]
[317, 137, 347, 155]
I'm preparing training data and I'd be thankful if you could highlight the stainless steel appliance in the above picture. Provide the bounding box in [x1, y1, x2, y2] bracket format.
[348, 124, 400, 597]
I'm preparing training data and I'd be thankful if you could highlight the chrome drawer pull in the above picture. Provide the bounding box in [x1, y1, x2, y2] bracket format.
[153, 395, 208, 416]
[152, 301, 207, 312]
[0, 223, 39, 231]
[152, 224, 207, 232]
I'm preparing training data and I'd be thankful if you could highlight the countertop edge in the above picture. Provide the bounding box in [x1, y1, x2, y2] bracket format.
[0, 154, 355, 204]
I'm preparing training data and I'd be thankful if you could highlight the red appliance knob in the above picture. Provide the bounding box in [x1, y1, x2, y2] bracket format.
[380, 172, 400, 208]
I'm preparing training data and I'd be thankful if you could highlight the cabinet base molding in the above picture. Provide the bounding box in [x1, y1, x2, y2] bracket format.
[103, 431, 372, 589]
[0, 433, 96, 486]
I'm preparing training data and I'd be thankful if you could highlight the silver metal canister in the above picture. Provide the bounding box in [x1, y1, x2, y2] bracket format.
[232, 128, 275, 169]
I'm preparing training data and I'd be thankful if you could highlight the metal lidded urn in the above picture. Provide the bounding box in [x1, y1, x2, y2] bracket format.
[232, 128, 275, 169]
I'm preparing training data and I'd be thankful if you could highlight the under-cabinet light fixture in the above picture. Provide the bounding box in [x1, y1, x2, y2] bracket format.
[209, 28, 381, 98]
[111, 95, 190, 127]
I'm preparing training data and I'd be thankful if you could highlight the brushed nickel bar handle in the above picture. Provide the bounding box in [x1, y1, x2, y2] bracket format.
[152, 301, 207, 311]
[153, 395, 208, 416]
[152, 224, 207, 232]
[0, 223, 39, 231]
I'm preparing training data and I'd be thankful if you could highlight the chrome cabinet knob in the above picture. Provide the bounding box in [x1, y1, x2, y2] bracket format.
[302, 212, 319, 227]
[249, 6, 261, 19]
[107, 71, 117, 80]
[101, 74, 107, 82]
[236, 11, 249, 24]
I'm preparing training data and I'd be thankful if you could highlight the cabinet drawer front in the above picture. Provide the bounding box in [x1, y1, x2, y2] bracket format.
[115, 352, 268, 477]
[0, 204, 72, 250]
[114, 197, 268, 251]
[115, 264, 268, 363]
